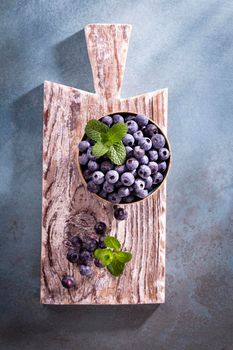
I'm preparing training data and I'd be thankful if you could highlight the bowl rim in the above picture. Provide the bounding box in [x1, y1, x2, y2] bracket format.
[77, 111, 172, 206]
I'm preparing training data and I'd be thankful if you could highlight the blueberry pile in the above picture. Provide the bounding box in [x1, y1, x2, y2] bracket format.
[79, 113, 170, 204]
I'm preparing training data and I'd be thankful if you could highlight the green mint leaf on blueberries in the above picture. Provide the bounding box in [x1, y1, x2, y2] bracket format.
[107, 123, 128, 145]
[104, 235, 121, 250]
[94, 248, 113, 266]
[85, 119, 109, 142]
[92, 142, 109, 158]
[114, 251, 132, 263]
[107, 258, 125, 276]
[107, 141, 126, 165]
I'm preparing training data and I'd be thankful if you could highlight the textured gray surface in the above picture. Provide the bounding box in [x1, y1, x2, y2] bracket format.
[0, 1, 233, 349]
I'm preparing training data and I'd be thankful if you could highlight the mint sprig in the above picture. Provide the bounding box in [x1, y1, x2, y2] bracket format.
[84, 119, 128, 165]
[94, 235, 132, 276]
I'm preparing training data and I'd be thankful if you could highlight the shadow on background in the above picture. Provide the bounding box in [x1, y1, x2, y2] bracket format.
[54, 29, 95, 92]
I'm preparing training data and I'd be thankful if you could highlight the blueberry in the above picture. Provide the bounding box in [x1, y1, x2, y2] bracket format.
[133, 130, 144, 142]
[79, 265, 92, 276]
[69, 235, 82, 249]
[82, 238, 98, 252]
[126, 120, 138, 134]
[114, 207, 128, 220]
[148, 161, 158, 174]
[131, 169, 137, 176]
[78, 140, 90, 152]
[94, 259, 104, 268]
[108, 192, 121, 204]
[121, 172, 135, 186]
[122, 133, 135, 146]
[144, 176, 153, 190]
[128, 186, 134, 192]
[92, 171, 105, 185]
[139, 155, 149, 165]
[88, 160, 99, 172]
[79, 250, 93, 264]
[144, 124, 158, 137]
[61, 275, 75, 289]
[135, 189, 148, 199]
[66, 249, 79, 263]
[102, 115, 113, 126]
[159, 148, 170, 160]
[115, 180, 123, 189]
[138, 165, 151, 178]
[103, 181, 114, 193]
[105, 170, 119, 184]
[87, 147, 96, 160]
[138, 137, 152, 151]
[100, 160, 113, 173]
[152, 172, 164, 185]
[98, 235, 106, 248]
[118, 186, 130, 197]
[87, 180, 100, 193]
[126, 146, 133, 157]
[135, 114, 149, 127]
[148, 150, 158, 161]
[122, 195, 135, 203]
[95, 222, 107, 235]
[133, 146, 145, 159]
[83, 169, 92, 180]
[133, 178, 145, 192]
[79, 153, 89, 165]
[126, 157, 139, 171]
[158, 161, 167, 173]
[152, 134, 165, 149]
[98, 189, 108, 198]
[112, 114, 124, 124]
[115, 164, 126, 175]
[125, 115, 135, 122]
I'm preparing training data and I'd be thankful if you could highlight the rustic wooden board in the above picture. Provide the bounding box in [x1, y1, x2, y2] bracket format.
[41, 24, 168, 304]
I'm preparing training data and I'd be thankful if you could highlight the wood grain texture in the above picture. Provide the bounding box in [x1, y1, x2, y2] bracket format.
[41, 24, 168, 304]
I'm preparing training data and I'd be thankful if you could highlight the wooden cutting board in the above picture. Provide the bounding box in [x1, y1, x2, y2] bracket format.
[41, 24, 168, 304]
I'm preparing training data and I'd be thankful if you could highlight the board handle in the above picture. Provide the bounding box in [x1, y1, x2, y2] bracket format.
[85, 23, 132, 100]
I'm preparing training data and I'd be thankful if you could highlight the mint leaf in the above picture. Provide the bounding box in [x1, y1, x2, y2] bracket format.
[85, 120, 108, 142]
[107, 257, 125, 276]
[94, 248, 113, 266]
[92, 142, 109, 158]
[107, 123, 128, 144]
[114, 251, 132, 263]
[104, 235, 121, 250]
[107, 141, 126, 165]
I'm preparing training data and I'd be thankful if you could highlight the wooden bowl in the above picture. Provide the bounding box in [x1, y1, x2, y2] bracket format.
[78, 111, 171, 205]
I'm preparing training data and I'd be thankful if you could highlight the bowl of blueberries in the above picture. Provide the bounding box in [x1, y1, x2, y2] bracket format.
[78, 112, 171, 204]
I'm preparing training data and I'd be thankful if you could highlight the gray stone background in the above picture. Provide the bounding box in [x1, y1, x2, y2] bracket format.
[0, 0, 233, 349]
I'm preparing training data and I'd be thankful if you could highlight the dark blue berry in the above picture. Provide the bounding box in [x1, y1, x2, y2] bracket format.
[152, 172, 164, 185]
[106, 170, 119, 184]
[133, 146, 145, 159]
[87, 180, 100, 193]
[121, 172, 135, 186]
[79, 153, 89, 165]
[69, 235, 82, 249]
[159, 148, 170, 160]
[144, 124, 158, 137]
[158, 161, 167, 173]
[112, 114, 124, 124]
[118, 186, 130, 197]
[108, 192, 121, 204]
[66, 249, 79, 263]
[103, 181, 114, 193]
[152, 134, 165, 149]
[78, 141, 90, 152]
[126, 120, 138, 134]
[138, 165, 151, 178]
[135, 114, 149, 127]
[94, 259, 104, 268]
[88, 160, 99, 172]
[79, 250, 93, 264]
[148, 150, 158, 161]
[82, 238, 98, 252]
[138, 137, 152, 151]
[148, 161, 158, 174]
[92, 171, 105, 185]
[94, 222, 107, 235]
[61, 275, 76, 289]
[114, 207, 128, 221]
[126, 157, 139, 171]
[122, 133, 134, 146]
[79, 265, 92, 276]
[102, 115, 113, 126]
[100, 160, 113, 173]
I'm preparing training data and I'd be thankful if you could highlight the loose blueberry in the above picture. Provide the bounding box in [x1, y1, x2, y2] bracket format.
[133, 178, 145, 192]
[133, 146, 145, 159]
[87, 180, 100, 193]
[103, 181, 114, 193]
[159, 148, 170, 160]
[144, 176, 153, 190]
[88, 160, 99, 172]
[144, 124, 158, 137]
[135, 189, 148, 199]
[151, 134, 165, 149]
[135, 114, 149, 127]
[139, 155, 149, 165]
[126, 157, 139, 171]
[126, 120, 139, 134]
[79, 250, 93, 264]
[152, 172, 164, 185]
[82, 238, 98, 252]
[69, 235, 82, 249]
[148, 161, 158, 174]
[92, 171, 105, 185]
[78, 140, 90, 152]
[61, 275, 76, 289]
[122, 133, 135, 146]
[100, 160, 113, 173]
[133, 130, 144, 142]
[94, 259, 104, 268]
[115, 164, 126, 175]
[138, 137, 152, 151]
[125, 146, 134, 157]
[79, 153, 89, 165]
[121, 172, 135, 186]
[114, 207, 128, 221]
[79, 264, 92, 276]
[112, 114, 124, 124]
[102, 115, 113, 126]
[105, 170, 119, 184]
[118, 186, 130, 197]
[108, 192, 121, 204]
[95, 222, 107, 235]
[66, 249, 79, 263]
[158, 161, 167, 173]
[138, 165, 151, 178]
[98, 235, 106, 248]
[148, 149, 158, 161]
